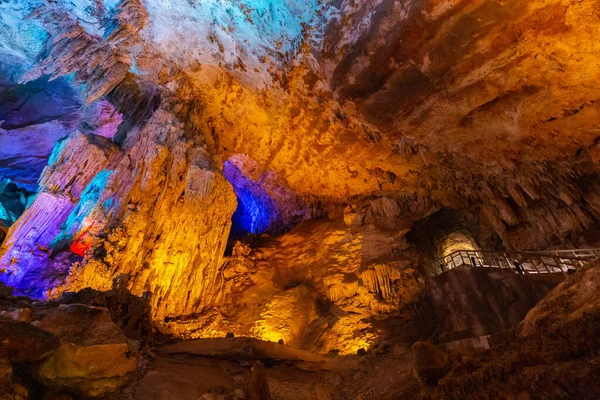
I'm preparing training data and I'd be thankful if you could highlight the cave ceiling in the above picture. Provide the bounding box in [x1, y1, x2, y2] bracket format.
[1, 0, 600, 243]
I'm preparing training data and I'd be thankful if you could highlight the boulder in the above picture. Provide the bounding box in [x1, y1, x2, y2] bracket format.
[0, 318, 59, 362]
[33, 304, 138, 397]
[57, 276, 152, 342]
[519, 260, 600, 337]
[411, 341, 449, 388]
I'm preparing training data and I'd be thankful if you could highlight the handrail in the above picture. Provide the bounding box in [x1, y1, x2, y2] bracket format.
[427, 248, 600, 277]
[520, 248, 600, 254]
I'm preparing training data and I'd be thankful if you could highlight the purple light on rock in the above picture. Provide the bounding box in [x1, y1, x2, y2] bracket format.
[0, 192, 76, 298]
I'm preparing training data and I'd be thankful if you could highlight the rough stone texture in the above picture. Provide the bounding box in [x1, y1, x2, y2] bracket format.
[57, 277, 152, 342]
[427, 266, 562, 342]
[165, 218, 430, 354]
[0, 282, 13, 299]
[0, 357, 13, 396]
[34, 304, 138, 397]
[0, 131, 114, 297]
[411, 341, 449, 388]
[422, 259, 600, 400]
[0, 318, 59, 362]
[437, 230, 480, 259]
[2, 0, 600, 253]
[0, 180, 32, 228]
[0, 77, 80, 191]
[314, 384, 333, 400]
[519, 258, 600, 337]
[1, 108, 237, 322]
[1, 5, 600, 392]
[247, 361, 271, 400]
[251, 285, 318, 346]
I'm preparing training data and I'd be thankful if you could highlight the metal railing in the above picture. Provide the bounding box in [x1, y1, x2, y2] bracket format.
[427, 248, 600, 277]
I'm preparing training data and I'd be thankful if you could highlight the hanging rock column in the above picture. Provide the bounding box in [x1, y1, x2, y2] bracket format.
[0, 108, 237, 321]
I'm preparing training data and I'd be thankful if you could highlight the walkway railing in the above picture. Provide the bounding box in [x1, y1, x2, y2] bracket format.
[427, 248, 600, 277]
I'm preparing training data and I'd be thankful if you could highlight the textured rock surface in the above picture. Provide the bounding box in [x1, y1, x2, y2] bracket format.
[34, 304, 138, 397]
[251, 285, 318, 346]
[128, 255, 600, 400]
[1, 108, 237, 321]
[0, 179, 31, 228]
[1, 1, 600, 383]
[57, 277, 152, 342]
[412, 341, 449, 388]
[247, 360, 271, 400]
[422, 260, 600, 400]
[0, 318, 59, 362]
[2, 0, 600, 250]
[427, 266, 562, 342]
[0, 357, 12, 397]
[519, 258, 600, 337]
[168, 218, 429, 354]
[0, 281, 149, 399]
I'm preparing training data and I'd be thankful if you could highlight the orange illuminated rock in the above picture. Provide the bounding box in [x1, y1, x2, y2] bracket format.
[34, 304, 138, 397]
[252, 285, 318, 346]
[1, 108, 237, 322]
[2, 0, 600, 360]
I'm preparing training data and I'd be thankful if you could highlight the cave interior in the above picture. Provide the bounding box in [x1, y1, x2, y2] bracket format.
[1, 0, 600, 399]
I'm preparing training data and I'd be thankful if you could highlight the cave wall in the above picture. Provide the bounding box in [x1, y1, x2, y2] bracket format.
[0, 108, 237, 320]
[2, 0, 600, 249]
[163, 213, 432, 354]
[427, 267, 562, 343]
[1, 0, 600, 327]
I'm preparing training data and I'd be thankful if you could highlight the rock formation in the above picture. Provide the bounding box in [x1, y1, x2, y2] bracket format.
[34, 304, 138, 397]
[412, 341, 449, 388]
[0, 281, 150, 399]
[1, 107, 237, 321]
[1, 0, 600, 317]
[247, 360, 271, 400]
[1, 0, 600, 397]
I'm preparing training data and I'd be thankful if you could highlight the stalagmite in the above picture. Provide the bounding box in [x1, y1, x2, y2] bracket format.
[247, 361, 271, 400]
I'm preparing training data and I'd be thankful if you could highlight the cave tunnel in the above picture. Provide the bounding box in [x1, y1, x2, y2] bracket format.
[405, 209, 480, 260]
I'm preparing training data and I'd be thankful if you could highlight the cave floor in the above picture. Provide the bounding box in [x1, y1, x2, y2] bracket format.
[129, 339, 419, 400]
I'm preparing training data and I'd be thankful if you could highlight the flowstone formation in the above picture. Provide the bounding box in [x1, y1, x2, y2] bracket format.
[1, 1, 600, 397]
[1, 108, 237, 320]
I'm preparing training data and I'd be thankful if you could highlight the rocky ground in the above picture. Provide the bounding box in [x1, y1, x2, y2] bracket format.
[1, 259, 599, 399]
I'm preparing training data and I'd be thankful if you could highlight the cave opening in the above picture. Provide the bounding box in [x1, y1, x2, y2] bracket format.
[223, 158, 278, 240]
[405, 209, 481, 263]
